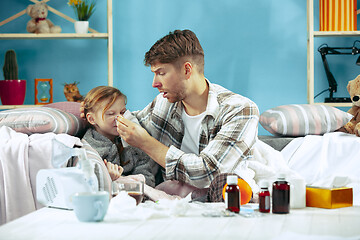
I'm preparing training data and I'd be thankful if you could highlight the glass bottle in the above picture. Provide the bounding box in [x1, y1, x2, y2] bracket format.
[225, 175, 240, 213]
[272, 173, 290, 214]
[259, 181, 270, 213]
[39, 81, 50, 103]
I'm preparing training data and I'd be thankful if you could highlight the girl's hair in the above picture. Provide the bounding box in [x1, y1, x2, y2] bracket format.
[84, 86, 127, 120]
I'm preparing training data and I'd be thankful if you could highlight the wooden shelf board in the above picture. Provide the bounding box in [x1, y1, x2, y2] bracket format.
[312, 102, 352, 107]
[314, 31, 360, 37]
[0, 105, 38, 110]
[0, 33, 108, 40]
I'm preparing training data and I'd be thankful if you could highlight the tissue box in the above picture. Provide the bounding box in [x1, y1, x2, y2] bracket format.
[306, 186, 353, 209]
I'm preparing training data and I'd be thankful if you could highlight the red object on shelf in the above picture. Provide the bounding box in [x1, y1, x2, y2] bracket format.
[0, 80, 26, 105]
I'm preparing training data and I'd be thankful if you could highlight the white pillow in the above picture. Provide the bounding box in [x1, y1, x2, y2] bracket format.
[259, 104, 353, 136]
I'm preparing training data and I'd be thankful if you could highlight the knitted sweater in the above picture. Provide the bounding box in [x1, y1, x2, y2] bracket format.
[82, 128, 155, 187]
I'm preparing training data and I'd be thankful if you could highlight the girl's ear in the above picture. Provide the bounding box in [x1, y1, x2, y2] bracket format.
[86, 112, 97, 126]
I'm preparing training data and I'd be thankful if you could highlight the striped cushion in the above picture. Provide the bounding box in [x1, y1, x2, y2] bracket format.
[259, 104, 353, 137]
[0, 107, 85, 136]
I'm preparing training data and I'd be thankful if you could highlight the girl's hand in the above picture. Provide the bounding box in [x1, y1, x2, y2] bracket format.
[80, 101, 85, 119]
[104, 159, 123, 181]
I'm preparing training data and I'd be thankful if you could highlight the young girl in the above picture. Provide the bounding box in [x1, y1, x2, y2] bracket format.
[82, 86, 155, 187]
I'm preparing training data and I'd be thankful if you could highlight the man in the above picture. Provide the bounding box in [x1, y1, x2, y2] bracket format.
[116, 29, 259, 189]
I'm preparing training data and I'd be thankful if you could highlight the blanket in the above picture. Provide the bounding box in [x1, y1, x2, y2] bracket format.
[282, 132, 360, 205]
[236, 138, 300, 195]
[0, 126, 82, 225]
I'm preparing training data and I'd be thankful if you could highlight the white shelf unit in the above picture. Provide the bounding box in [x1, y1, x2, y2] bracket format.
[0, 0, 113, 110]
[307, 0, 354, 107]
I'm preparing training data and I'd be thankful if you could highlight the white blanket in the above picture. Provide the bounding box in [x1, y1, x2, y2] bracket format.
[236, 139, 300, 195]
[282, 132, 360, 205]
[0, 126, 81, 225]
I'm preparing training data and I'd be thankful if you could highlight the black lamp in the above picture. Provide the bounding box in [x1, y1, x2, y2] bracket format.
[317, 40, 360, 103]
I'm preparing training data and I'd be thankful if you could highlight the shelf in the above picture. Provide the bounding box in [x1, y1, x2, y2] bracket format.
[312, 102, 352, 107]
[0, 0, 113, 110]
[0, 33, 109, 40]
[314, 31, 360, 37]
[307, 0, 356, 107]
[0, 105, 38, 110]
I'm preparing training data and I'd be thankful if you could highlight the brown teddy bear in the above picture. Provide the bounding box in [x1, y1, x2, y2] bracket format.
[343, 74, 360, 136]
[26, 2, 62, 34]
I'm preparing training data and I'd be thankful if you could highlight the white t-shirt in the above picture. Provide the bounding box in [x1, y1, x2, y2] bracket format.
[180, 110, 206, 154]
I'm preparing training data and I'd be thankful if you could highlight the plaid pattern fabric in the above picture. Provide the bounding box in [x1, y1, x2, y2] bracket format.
[191, 173, 240, 203]
[207, 173, 237, 202]
[134, 80, 259, 189]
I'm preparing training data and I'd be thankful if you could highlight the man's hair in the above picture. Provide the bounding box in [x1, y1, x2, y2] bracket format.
[84, 86, 127, 121]
[144, 29, 204, 74]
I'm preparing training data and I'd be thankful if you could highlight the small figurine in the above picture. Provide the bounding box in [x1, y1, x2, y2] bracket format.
[63, 82, 84, 102]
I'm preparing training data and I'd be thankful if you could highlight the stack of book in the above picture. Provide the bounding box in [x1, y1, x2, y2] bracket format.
[319, 0, 357, 31]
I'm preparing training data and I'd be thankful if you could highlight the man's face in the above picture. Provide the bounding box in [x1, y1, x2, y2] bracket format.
[150, 62, 187, 103]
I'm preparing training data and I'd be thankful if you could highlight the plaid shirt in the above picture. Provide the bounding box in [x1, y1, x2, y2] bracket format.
[134, 80, 259, 188]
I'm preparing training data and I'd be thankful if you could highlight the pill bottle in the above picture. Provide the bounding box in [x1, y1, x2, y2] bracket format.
[225, 175, 240, 213]
[259, 181, 270, 213]
[272, 173, 290, 214]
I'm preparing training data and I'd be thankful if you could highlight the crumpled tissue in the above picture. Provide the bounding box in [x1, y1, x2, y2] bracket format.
[104, 191, 193, 222]
[104, 192, 232, 222]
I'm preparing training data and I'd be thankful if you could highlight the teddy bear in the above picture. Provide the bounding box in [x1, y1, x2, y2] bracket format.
[26, 2, 62, 34]
[342, 74, 360, 136]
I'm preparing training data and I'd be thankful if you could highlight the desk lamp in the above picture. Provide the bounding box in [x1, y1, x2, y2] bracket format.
[317, 40, 360, 103]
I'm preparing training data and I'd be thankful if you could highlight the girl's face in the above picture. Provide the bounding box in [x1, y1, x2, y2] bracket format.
[87, 96, 126, 141]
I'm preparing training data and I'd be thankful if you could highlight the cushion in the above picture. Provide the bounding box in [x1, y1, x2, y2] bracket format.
[259, 104, 353, 137]
[0, 107, 85, 136]
[44, 101, 88, 137]
[44, 101, 82, 119]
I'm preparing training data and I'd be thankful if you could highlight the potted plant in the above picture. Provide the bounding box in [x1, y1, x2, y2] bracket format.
[68, 0, 96, 34]
[0, 49, 26, 105]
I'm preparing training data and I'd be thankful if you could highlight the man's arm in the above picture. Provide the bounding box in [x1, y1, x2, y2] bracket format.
[116, 116, 168, 168]
[118, 101, 259, 189]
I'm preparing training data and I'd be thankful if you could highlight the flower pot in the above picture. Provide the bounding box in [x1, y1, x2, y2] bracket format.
[74, 21, 89, 34]
[0, 80, 26, 105]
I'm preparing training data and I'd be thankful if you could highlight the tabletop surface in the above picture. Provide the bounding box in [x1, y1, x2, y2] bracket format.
[1, 203, 360, 240]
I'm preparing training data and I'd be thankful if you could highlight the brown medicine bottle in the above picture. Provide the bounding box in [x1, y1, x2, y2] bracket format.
[272, 174, 290, 214]
[225, 175, 240, 213]
[259, 181, 270, 213]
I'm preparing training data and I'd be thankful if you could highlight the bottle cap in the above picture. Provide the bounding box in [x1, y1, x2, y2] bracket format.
[278, 173, 286, 180]
[226, 175, 238, 185]
[259, 180, 268, 189]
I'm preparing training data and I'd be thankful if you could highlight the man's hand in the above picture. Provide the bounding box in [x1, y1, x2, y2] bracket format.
[116, 115, 150, 149]
[116, 115, 168, 168]
[104, 159, 123, 181]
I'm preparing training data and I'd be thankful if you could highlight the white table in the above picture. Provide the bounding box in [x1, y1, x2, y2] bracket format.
[1, 205, 360, 240]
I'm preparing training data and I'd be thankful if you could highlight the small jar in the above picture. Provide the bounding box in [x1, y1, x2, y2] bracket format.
[225, 175, 240, 213]
[272, 173, 290, 214]
[258, 181, 270, 213]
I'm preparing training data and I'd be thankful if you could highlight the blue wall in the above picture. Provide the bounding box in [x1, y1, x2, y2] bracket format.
[1, 0, 358, 135]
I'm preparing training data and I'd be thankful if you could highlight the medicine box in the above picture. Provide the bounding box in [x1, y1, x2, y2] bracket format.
[306, 186, 353, 209]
